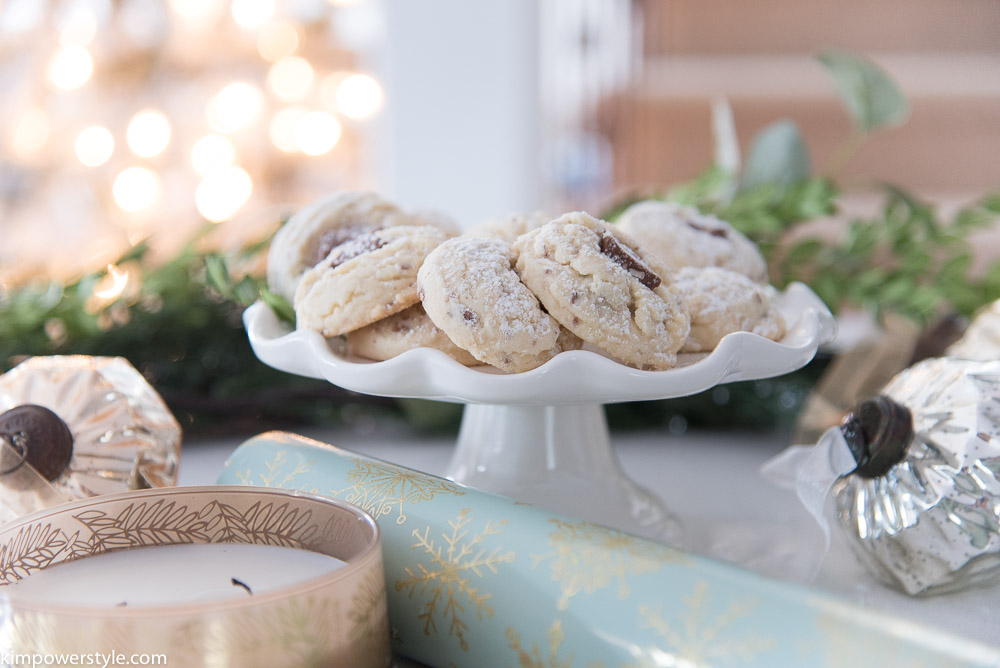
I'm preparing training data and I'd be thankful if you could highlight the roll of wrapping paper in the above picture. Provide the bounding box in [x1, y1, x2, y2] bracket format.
[218, 432, 1000, 668]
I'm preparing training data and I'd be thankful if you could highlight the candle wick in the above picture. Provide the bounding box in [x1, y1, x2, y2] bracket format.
[231, 577, 253, 596]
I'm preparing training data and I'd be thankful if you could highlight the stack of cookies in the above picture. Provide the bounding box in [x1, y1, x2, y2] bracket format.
[267, 191, 786, 373]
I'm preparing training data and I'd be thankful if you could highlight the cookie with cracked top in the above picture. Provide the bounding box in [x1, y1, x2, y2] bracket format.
[417, 236, 580, 373]
[513, 211, 690, 370]
[673, 266, 786, 352]
[295, 225, 452, 337]
[616, 200, 768, 283]
[266, 191, 415, 302]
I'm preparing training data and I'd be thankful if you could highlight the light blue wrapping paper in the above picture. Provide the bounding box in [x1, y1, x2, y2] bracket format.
[218, 431, 1000, 667]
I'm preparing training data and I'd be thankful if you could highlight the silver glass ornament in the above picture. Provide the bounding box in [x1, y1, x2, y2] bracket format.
[0, 356, 181, 523]
[833, 356, 1000, 595]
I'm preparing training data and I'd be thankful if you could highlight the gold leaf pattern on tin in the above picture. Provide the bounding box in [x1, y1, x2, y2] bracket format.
[531, 519, 683, 610]
[200, 500, 319, 547]
[333, 458, 465, 525]
[0, 523, 80, 583]
[394, 508, 515, 651]
[76, 499, 211, 550]
[506, 619, 605, 668]
[637, 580, 775, 667]
[0, 499, 321, 583]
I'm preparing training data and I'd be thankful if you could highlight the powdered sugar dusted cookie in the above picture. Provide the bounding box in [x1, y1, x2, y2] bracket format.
[295, 225, 452, 337]
[346, 304, 480, 365]
[674, 266, 786, 352]
[417, 236, 577, 373]
[267, 191, 415, 301]
[465, 211, 553, 243]
[513, 212, 690, 370]
[616, 200, 768, 283]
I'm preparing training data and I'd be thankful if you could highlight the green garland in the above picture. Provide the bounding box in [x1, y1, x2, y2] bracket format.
[0, 232, 405, 435]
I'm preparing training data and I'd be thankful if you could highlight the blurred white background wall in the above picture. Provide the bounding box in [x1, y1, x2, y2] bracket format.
[376, 0, 542, 228]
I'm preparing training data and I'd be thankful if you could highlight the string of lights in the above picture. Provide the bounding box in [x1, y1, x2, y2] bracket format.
[0, 0, 384, 285]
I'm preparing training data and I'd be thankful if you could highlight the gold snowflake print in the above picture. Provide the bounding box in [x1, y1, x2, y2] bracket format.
[532, 518, 684, 610]
[506, 620, 604, 668]
[233, 449, 316, 491]
[394, 507, 516, 651]
[333, 458, 465, 525]
[636, 580, 775, 667]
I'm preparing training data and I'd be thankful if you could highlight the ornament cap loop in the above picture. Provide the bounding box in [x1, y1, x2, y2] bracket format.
[841, 395, 913, 479]
[0, 405, 74, 482]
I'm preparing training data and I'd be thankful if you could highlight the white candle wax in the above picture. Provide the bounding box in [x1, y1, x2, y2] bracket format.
[4, 543, 346, 608]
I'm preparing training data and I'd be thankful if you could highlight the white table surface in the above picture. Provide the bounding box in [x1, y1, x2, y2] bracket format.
[178, 422, 1000, 652]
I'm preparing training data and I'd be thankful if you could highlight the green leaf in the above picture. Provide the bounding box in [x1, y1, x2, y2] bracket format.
[985, 262, 1000, 291]
[983, 262, 1000, 303]
[742, 120, 810, 189]
[817, 50, 909, 133]
[811, 273, 843, 313]
[232, 276, 261, 306]
[845, 220, 880, 257]
[781, 178, 838, 220]
[882, 184, 934, 232]
[981, 191, 1000, 213]
[732, 209, 785, 237]
[203, 254, 233, 297]
[953, 207, 994, 231]
[940, 253, 972, 280]
[898, 250, 932, 276]
[856, 268, 889, 290]
[782, 239, 824, 270]
[908, 285, 944, 319]
[879, 277, 917, 304]
[261, 289, 295, 325]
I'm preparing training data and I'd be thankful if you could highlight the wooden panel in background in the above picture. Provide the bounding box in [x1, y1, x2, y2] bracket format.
[638, 0, 1000, 55]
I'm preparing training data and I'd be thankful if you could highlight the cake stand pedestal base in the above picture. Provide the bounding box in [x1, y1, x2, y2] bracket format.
[445, 403, 682, 545]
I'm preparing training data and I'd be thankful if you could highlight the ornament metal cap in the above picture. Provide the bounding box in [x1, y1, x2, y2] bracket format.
[0, 404, 74, 482]
[840, 395, 913, 479]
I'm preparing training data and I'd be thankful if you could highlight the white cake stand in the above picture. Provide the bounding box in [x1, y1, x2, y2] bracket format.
[243, 282, 836, 544]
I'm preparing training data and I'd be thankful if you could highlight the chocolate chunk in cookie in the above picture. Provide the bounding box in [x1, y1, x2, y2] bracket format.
[514, 211, 690, 370]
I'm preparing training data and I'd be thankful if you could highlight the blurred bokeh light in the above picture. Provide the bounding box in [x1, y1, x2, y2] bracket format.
[0, 0, 384, 283]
